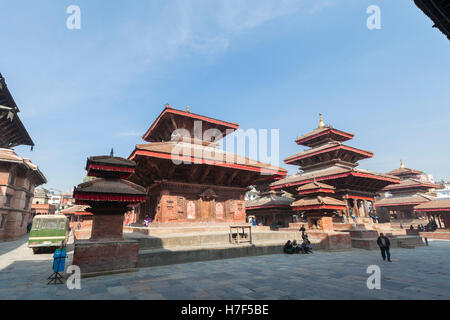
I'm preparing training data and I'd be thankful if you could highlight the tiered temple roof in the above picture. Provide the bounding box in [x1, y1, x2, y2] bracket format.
[271, 114, 399, 196]
[415, 199, 450, 213]
[129, 105, 287, 189]
[375, 161, 437, 212]
[0, 73, 34, 149]
[74, 155, 146, 205]
[292, 181, 346, 212]
[375, 193, 434, 208]
[382, 161, 439, 194]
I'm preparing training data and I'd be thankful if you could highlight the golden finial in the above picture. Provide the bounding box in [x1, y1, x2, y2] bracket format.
[186, 105, 190, 113]
[318, 113, 325, 128]
[400, 160, 405, 169]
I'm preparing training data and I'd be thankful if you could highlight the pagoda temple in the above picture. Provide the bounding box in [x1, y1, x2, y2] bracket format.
[375, 161, 439, 221]
[292, 181, 346, 232]
[128, 105, 287, 224]
[271, 114, 400, 225]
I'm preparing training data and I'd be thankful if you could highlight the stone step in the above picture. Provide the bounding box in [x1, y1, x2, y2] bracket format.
[126, 230, 306, 250]
[125, 224, 271, 236]
[138, 240, 321, 268]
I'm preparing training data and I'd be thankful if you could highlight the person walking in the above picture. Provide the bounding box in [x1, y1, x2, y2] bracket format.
[376, 233, 391, 262]
[26, 221, 32, 233]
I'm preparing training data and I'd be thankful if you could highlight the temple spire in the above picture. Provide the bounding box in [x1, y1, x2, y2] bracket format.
[318, 113, 325, 128]
[400, 159, 405, 169]
[186, 105, 190, 113]
[110, 148, 114, 157]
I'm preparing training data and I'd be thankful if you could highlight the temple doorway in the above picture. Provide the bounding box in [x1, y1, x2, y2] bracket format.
[201, 200, 211, 221]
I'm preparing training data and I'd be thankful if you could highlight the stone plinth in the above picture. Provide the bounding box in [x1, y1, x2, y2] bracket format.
[73, 239, 139, 277]
[307, 231, 352, 251]
[349, 230, 379, 239]
[308, 216, 334, 232]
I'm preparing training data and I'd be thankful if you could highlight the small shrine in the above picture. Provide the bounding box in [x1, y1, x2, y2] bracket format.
[72, 152, 146, 276]
[246, 180, 295, 228]
[291, 181, 346, 232]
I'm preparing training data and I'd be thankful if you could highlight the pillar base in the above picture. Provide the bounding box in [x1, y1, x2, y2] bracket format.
[73, 239, 139, 276]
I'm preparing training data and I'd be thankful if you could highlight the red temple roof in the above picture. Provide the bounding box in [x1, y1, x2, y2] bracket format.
[142, 106, 239, 143]
[292, 195, 346, 211]
[414, 199, 450, 212]
[74, 178, 146, 204]
[271, 165, 399, 191]
[130, 141, 287, 176]
[284, 142, 373, 166]
[295, 126, 354, 147]
[60, 205, 93, 216]
[386, 167, 424, 177]
[86, 155, 136, 178]
[382, 178, 439, 192]
[375, 194, 434, 208]
[297, 181, 336, 195]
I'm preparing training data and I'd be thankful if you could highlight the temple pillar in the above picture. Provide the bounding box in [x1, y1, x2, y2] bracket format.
[353, 199, 358, 217]
[363, 200, 368, 217]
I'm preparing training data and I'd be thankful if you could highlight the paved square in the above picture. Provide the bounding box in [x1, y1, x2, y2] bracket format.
[1, 235, 449, 300]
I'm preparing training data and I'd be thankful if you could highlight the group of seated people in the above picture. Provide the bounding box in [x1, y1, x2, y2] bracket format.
[410, 221, 438, 232]
[283, 237, 313, 254]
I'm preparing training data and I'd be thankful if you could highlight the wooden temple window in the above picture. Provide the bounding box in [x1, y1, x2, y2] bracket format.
[4, 194, 12, 207]
[24, 195, 31, 210]
[8, 170, 16, 186]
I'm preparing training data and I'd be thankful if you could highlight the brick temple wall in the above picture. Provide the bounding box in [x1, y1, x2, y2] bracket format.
[73, 240, 139, 275]
[0, 162, 37, 241]
[142, 182, 247, 224]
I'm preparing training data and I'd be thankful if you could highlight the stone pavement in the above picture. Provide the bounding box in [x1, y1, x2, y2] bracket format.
[0, 235, 449, 300]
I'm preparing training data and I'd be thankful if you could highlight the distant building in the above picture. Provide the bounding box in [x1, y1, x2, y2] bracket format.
[48, 195, 62, 206]
[375, 161, 438, 221]
[0, 73, 47, 240]
[436, 182, 450, 199]
[31, 203, 56, 216]
[32, 188, 49, 204]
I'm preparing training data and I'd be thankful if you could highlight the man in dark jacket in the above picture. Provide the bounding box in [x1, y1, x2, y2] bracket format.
[377, 233, 391, 262]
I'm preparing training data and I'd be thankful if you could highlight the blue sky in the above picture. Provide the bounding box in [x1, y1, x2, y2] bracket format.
[1, 0, 449, 192]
